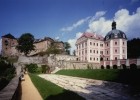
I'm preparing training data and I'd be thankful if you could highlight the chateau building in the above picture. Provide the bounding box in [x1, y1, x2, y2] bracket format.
[76, 21, 127, 63]
[1, 34, 64, 57]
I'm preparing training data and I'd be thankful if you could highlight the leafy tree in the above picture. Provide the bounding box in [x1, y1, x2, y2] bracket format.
[16, 33, 35, 56]
[64, 42, 71, 55]
[127, 38, 140, 58]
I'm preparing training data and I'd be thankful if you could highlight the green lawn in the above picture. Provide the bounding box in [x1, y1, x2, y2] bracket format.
[56, 69, 140, 95]
[29, 73, 85, 100]
[56, 69, 140, 84]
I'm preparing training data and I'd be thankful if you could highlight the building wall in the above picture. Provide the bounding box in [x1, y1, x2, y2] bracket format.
[76, 36, 104, 63]
[2, 35, 64, 56]
[76, 35, 127, 63]
[2, 37, 18, 57]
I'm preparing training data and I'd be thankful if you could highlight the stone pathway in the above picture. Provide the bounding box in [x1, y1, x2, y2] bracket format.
[39, 74, 136, 100]
[21, 74, 43, 100]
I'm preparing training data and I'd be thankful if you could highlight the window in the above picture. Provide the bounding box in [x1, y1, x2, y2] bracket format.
[82, 51, 84, 54]
[100, 44, 103, 47]
[5, 40, 8, 46]
[123, 50, 125, 53]
[97, 43, 98, 46]
[115, 49, 117, 53]
[94, 43, 95, 45]
[90, 42, 92, 45]
[90, 50, 92, 53]
[82, 43, 84, 47]
[90, 57, 92, 60]
[107, 58, 108, 60]
[107, 43, 108, 46]
[97, 50, 98, 54]
[115, 57, 117, 60]
[94, 58, 95, 61]
[100, 51, 103, 54]
[97, 58, 98, 61]
[115, 42, 117, 45]
[85, 57, 87, 60]
[85, 42, 87, 46]
[107, 51, 108, 54]
[85, 50, 87, 54]
[94, 50, 95, 53]
[123, 42, 124, 45]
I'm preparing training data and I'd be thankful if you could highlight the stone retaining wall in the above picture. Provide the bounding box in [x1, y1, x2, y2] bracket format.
[0, 74, 21, 100]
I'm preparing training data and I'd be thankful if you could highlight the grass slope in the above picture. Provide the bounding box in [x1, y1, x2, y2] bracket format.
[29, 73, 85, 100]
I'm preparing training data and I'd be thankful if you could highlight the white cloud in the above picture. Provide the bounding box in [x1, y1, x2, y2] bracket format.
[68, 32, 82, 54]
[89, 11, 106, 23]
[67, 8, 140, 55]
[61, 17, 90, 32]
[61, 11, 106, 32]
[86, 7, 140, 38]
[55, 36, 59, 40]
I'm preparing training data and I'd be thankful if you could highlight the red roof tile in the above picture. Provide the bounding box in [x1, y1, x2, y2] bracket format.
[78, 32, 104, 40]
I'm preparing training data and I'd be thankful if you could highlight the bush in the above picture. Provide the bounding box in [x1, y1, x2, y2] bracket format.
[0, 58, 16, 90]
[87, 64, 91, 69]
[41, 65, 47, 73]
[130, 64, 137, 70]
[26, 64, 41, 73]
[41, 65, 50, 73]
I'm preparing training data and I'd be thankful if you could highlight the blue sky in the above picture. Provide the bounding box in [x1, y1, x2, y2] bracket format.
[0, 0, 140, 53]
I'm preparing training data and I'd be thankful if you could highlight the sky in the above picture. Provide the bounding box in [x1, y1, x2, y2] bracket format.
[0, 0, 140, 54]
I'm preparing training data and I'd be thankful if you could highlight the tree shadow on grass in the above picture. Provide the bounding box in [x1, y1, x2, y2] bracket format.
[45, 90, 85, 100]
[114, 69, 140, 96]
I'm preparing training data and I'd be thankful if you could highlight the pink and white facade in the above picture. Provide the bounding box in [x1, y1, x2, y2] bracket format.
[76, 21, 127, 63]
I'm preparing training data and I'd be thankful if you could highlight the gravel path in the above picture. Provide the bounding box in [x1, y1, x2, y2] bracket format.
[21, 74, 43, 100]
[39, 74, 134, 100]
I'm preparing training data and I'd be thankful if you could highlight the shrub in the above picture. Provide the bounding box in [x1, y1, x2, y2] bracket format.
[130, 64, 137, 70]
[87, 64, 91, 69]
[42, 65, 50, 74]
[41, 65, 47, 73]
[0, 58, 16, 90]
[26, 63, 39, 73]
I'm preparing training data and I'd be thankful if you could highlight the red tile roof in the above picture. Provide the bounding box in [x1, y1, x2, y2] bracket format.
[78, 32, 104, 40]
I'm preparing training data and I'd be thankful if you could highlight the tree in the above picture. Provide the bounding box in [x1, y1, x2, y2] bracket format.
[64, 42, 71, 55]
[127, 38, 140, 58]
[16, 33, 35, 56]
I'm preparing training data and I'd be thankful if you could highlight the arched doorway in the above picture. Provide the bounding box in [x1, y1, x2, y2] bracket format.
[101, 65, 104, 69]
[100, 57, 103, 61]
[106, 65, 110, 69]
[130, 64, 137, 70]
[121, 64, 127, 69]
[113, 65, 117, 69]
